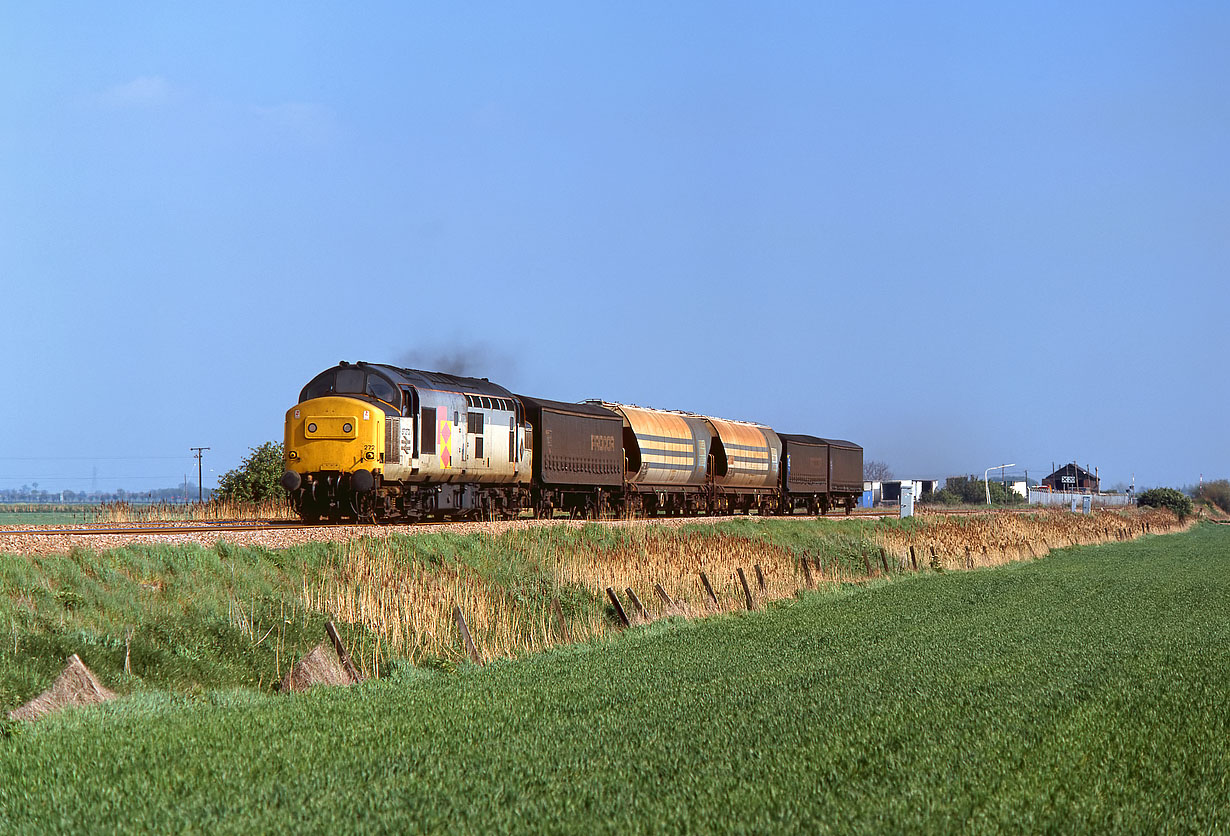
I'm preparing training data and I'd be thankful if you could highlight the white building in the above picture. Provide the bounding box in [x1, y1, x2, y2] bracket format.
[863, 479, 939, 506]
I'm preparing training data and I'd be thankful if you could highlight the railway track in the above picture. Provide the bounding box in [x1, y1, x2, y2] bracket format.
[0, 506, 1133, 558]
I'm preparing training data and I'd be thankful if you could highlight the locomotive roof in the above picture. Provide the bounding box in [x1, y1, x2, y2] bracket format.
[345, 362, 515, 398]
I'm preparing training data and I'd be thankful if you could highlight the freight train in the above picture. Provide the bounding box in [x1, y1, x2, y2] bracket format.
[280, 361, 862, 523]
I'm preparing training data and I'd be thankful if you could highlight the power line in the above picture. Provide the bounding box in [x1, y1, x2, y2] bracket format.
[0, 457, 191, 464]
[0, 475, 181, 482]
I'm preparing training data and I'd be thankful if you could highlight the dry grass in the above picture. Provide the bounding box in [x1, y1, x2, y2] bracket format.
[874, 507, 1191, 571]
[299, 508, 1191, 668]
[90, 499, 298, 523]
[303, 541, 575, 664]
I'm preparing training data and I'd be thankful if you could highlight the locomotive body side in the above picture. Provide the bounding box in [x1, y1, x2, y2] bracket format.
[283, 361, 530, 521]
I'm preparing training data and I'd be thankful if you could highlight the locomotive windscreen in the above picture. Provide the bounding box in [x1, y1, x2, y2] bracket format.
[300, 368, 401, 411]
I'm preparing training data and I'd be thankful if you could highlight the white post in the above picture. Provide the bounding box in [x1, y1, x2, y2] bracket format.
[985, 463, 1016, 505]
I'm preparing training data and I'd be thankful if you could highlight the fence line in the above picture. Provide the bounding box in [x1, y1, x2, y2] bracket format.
[1028, 489, 1133, 507]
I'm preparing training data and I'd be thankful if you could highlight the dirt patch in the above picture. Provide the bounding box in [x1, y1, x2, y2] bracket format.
[8, 654, 117, 723]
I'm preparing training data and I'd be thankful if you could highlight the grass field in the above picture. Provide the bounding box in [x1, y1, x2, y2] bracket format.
[1, 522, 1225, 833]
[0, 508, 95, 526]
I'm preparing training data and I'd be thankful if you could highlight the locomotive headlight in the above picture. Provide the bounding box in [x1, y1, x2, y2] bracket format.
[288, 451, 299, 460]
[365, 451, 375, 460]
[343, 423, 353, 433]
[307, 423, 318, 433]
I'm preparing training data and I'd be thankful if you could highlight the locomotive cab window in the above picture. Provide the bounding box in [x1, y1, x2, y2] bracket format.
[300, 372, 335, 401]
[335, 368, 364, 394]
[366, 375, 399, 410]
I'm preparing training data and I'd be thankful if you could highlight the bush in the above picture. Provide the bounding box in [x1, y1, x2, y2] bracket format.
[1194, 480, 1230, 514]
[214, 442, 286, 503]
[1136, 487, 1193, 520]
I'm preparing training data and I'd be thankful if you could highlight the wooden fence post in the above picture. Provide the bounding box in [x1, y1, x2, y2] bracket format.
[625, 587, 648, 620]
[699, 572, 719, 608]
[451, 608, 482, 665]
[326, 620, 364, 682]
[909, 545, 918, 571]
[654, 583, 677, 609]
[754, 564, 766, 591]
[879, 548, 890, 575]
[801, 559, 815, 589]
[606, 587, 631, 627]
[737, 568, 755, 611]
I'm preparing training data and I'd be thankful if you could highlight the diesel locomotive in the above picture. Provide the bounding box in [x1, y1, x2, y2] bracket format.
[280, 361, 862, 523]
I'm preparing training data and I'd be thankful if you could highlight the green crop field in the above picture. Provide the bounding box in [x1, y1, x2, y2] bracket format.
[1, 524, 1227, 833]
[0, 507, 94, 526]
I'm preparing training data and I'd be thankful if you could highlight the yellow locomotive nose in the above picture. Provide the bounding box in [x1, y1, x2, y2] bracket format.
[284, 396, 382, 476]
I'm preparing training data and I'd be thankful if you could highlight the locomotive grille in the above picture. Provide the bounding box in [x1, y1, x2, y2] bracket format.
[385, 417, 400, 464]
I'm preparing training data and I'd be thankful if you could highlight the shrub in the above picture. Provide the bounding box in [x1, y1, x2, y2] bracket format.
[1136, 487, 1193, 520]
[214, 442, 286, 503]
[1194, 480, 1230, 514]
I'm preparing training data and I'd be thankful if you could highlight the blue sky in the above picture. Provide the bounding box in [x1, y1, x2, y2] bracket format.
[1, 1, 1226, 494]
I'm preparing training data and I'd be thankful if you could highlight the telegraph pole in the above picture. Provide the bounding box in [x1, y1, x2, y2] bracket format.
[190, 447, 210, 502]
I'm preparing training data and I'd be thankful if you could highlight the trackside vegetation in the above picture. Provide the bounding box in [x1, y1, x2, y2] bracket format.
[0, 523, 1227, 832]
[1136, 486, 1195, 519]
[0, 511, 1179, 706]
